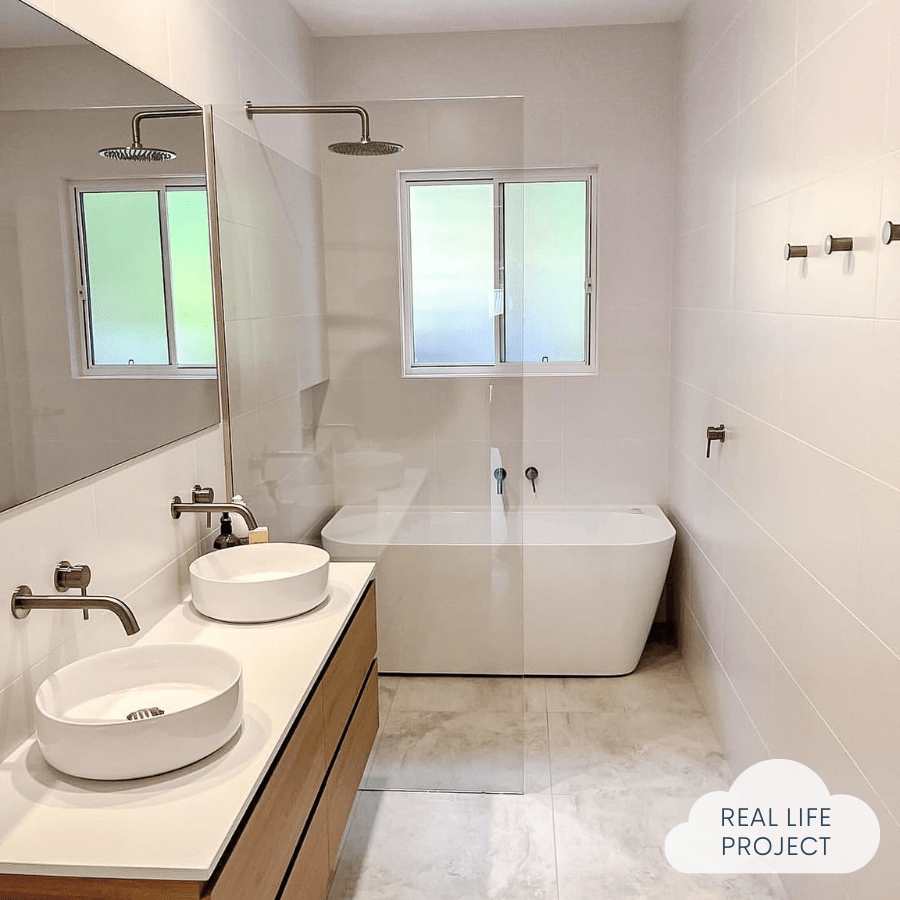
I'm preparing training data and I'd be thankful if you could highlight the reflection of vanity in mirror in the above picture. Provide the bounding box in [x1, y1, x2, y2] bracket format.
[0, 0, 219, 512]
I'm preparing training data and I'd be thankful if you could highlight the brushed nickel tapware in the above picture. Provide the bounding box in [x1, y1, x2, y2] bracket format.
[706, 425, 726, 458]
[11, 563, 140, 635]
[525, 466, 539, 493]
[99, 106, 202, 161]
[171, 485, 259, 531]
[244, 102, 404, 156]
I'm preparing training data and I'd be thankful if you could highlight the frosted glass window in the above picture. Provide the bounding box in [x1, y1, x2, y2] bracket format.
[166, 188, 216, 367]
[400, 168, 595, 374]
[80, 191, 169, 366]
[74, 181, 216, 375]
[503, 181, 587, 364]
[408, 183, 495, 366]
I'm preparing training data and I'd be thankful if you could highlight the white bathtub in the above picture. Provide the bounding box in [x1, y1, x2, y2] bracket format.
[321, 505, 675, 676]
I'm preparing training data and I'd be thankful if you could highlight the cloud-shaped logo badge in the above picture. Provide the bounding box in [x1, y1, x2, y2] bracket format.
[665, 759, 879, 874]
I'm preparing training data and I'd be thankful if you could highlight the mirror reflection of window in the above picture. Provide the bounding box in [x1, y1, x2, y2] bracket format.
[74, 180, 216, 376]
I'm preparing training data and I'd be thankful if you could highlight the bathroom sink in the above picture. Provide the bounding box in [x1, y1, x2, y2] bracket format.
[190, 542, 330, 623]
[35, 643, 243, 780]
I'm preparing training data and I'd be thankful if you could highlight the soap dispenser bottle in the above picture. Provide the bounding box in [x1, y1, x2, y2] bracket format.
[213, 513, 241, 550]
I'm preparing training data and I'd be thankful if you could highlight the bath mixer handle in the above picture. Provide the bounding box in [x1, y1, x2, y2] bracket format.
[493, 468, 507, 495]
[525, 467, 539, 493]
[706, 424, 726, 458]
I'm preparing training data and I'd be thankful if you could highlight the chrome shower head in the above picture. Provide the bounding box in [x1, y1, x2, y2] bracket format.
[99, 143, 177, 162]
[328, 138, 404, 157]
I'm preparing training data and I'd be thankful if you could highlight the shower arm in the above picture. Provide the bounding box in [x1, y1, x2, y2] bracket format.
[131, 107, 202, 147]
[245, 103, 372, 143]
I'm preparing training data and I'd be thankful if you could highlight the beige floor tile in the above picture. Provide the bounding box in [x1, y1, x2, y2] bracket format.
[389, 675, 529, 714]
[553, 788, 788, 900]
[328, 790, 558, 900]
[544, 642, 702, 715]
[548, 707, 727, 794]
[376, 675, 400, 724]
[364, 709, 525, 793]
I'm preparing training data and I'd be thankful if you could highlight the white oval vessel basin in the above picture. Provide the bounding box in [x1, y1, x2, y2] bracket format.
[35, 643, 243, 781]
[190, 543, 330, 624]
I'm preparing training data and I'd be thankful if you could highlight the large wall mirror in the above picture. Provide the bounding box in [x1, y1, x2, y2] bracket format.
[0, 0, 221, 513]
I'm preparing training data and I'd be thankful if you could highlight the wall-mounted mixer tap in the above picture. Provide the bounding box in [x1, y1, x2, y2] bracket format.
[171, 485, 259, 531]
[11, 562, 139, 635]
[493, 467, 507, 495]
[525, 466, 539, 493]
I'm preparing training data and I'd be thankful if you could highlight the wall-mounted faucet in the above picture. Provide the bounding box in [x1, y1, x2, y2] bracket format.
[171, 485, 259, 531]
[706, 424, 726, 458]
[11, 563, 139, 635]
[525, 466, 539, 494]
[493, 467, 507, 495]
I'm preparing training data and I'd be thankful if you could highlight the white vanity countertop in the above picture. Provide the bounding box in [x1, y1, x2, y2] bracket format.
[0, 560, 376, 881]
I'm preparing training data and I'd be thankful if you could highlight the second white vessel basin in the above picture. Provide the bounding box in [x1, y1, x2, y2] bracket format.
[190, 543, 330, 624]
[35, 643, 243, 781]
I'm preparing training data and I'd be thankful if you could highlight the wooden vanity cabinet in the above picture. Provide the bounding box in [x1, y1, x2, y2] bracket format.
[0, 582, 378, 900]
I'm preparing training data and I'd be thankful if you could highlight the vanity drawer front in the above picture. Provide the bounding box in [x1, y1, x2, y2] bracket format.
[279, 799, 329, 900]
[209, 690, 326, 900]
[321, 583, 376, 761]
[325, 664, 379, 868]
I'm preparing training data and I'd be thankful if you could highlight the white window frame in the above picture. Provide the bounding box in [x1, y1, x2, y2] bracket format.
[398, 166, 599, 377]
[67, 176, 216, 379]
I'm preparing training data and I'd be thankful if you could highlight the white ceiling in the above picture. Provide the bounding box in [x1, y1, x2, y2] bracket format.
[0, 0, 86, 48]
[290, 0, 689, 37]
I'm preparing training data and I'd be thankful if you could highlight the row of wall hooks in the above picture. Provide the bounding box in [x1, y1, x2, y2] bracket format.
[785, 220, 900, 260]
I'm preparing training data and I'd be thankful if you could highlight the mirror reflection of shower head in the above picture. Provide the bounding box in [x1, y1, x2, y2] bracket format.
[244, 102, 404, 157]
[99, 106, 202, 162]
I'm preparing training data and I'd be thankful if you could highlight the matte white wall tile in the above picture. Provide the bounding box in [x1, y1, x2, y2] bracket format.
[781, 314, 874, 466]
[722, 596, 773, 731]
[671, 308, 733, 397]
[792, 1, 889, 188]
[772, 437, 866, 607]
[673, 219, 735, 310]
[595, 308, 670, 376]
[727, 311, 785, 423]
[785, 162, 883, 317]
[797, 0, 876, 58]
[736, 74, 795, 211]
[51, 0, 171, 86]
[680, 21, 741, 157]
[733, 197, 789, 313]
[740, 0, 798, 105]
[166, 0, 241, 105]
[856, 477, 900, 657]
[677, 120, 738, 233]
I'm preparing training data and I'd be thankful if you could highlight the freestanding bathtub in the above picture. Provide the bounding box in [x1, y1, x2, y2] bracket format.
[321, 505, 675, 676]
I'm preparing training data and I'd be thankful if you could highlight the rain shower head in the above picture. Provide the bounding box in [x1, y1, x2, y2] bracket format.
[328, 138, 404, 157]
[245, 102, 404, 157]
[99, 107, 202, 163]
[99, 144, 177, 162]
